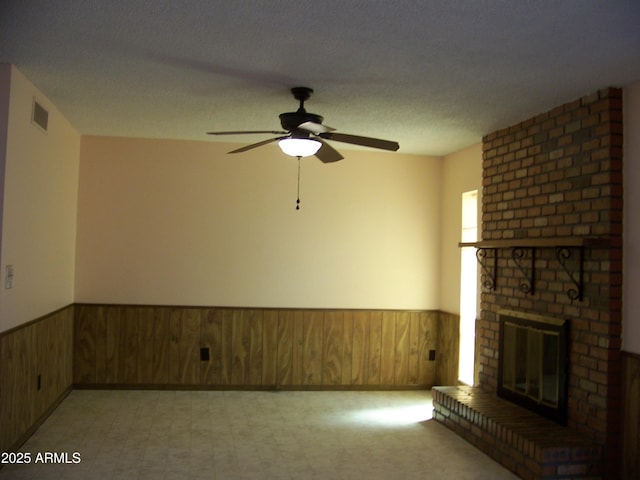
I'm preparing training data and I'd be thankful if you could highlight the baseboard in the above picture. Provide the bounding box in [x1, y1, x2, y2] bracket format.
[73, 383, 432, 391]
[4, 385, 72, 453]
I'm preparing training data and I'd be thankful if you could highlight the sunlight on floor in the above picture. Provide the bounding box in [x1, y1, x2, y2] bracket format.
[347, 403, 433, 427]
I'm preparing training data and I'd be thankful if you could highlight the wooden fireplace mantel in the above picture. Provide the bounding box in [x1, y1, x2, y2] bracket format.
[458, 237, 613, 301]
[458, 236, 612, 249]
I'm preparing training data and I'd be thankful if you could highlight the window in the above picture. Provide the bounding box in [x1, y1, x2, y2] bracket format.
[459, 190, 478, 385]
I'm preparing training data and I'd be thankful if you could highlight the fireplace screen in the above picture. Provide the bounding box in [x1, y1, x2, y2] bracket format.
[498, 310, 568, 424]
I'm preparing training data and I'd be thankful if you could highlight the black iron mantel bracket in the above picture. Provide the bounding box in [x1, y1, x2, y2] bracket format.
[555, 246, 584, 301]
[476, 248, 497, 290]
[459, 237, 608, 302]
[511, 247, 535, 295]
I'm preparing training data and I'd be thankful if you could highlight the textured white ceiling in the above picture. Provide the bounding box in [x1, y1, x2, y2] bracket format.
[1, 0, 639, 156]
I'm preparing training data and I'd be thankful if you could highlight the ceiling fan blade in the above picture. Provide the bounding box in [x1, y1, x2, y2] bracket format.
[318, 132, 399, 152]
[297, 121, 336, 135]
[208, 130, 286, 135]
[228, 136, 285, 153]
[315, 138, 344, 163]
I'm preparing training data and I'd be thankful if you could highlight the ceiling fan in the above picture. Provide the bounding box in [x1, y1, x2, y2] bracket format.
[207, 87, 400, 162]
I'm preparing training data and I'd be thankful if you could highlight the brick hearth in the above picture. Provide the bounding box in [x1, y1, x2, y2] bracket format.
[432, 386, 602, 479]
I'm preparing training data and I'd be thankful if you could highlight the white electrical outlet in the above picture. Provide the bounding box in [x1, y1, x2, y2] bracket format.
[5, 265, 14, 289]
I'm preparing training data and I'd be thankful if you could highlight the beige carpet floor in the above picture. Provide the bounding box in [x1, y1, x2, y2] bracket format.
[0, 389, 518, 479]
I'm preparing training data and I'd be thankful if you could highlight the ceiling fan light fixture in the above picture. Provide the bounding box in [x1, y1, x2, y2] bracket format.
[278, 138, 321, 157]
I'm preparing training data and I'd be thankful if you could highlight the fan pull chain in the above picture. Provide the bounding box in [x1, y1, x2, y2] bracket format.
[296, 156, 302, 210]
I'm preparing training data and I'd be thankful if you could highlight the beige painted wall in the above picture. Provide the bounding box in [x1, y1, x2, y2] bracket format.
[75, 136, 442, 309]
[438, 143, 482, 314]
[0, 65, 80, 332]
[623, 80, 640, 354]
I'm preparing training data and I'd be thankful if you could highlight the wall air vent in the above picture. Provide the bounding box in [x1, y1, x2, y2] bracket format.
[32, 99, 49, 132]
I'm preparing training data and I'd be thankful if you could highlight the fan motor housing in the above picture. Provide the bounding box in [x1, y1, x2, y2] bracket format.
[279, 112, 324, 132]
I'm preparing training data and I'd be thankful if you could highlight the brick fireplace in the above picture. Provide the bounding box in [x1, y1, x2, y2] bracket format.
[434, 88, 623, 479]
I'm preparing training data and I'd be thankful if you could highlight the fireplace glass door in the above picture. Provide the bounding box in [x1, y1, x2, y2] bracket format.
[498, 311, 568, 424]
[502, 321, 559, 406]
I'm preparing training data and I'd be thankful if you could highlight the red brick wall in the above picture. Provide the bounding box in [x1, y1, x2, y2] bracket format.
[478, 88, 623, 475]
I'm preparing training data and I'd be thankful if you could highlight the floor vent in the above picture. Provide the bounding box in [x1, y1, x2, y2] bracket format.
[32, 99, 49, 132]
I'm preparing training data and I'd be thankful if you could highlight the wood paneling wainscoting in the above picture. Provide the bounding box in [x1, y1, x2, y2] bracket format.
[435, 311, 460, 386]
[74, 305, 440, 389]
[0, 306, 74, 453]
[623, 351, 640, 479]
